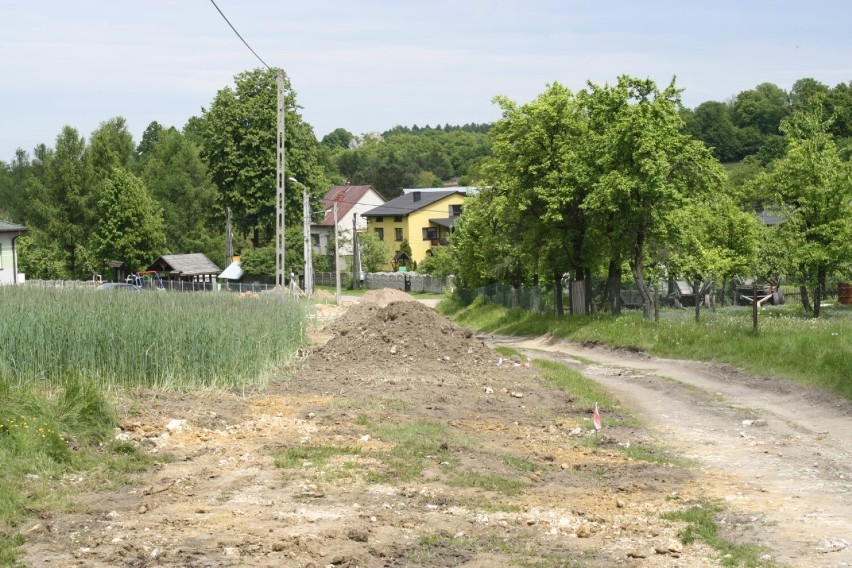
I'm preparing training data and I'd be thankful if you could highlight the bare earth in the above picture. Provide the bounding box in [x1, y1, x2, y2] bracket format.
[20, 296, 852, 567]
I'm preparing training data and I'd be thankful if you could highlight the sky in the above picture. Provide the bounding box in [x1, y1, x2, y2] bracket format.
[1, 0, 851, 161]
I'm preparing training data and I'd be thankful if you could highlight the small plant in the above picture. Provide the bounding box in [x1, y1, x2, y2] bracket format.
[273, 445, 362, 470]
[662, 502, 777, 567]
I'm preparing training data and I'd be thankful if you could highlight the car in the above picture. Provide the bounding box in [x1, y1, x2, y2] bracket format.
[97, 282, 142, 292]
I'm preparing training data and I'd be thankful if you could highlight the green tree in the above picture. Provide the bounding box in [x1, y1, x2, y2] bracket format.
[358, 229, 391, 272]
[416, 246, 455, 278]
[197, 68, 327, 247]
[90, 169, 166, 274]
[583, 76, 725, 318]
[731, 82, 791, 136]
[321, 128, 354, 150]
[750, 109, 852, 317]
[87, 117, 136, 181]
[140, 128, 221, 261]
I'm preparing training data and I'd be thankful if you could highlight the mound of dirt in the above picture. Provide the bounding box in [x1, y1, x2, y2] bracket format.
[311, 301, 497, 379]
[359, 287, 416, 307]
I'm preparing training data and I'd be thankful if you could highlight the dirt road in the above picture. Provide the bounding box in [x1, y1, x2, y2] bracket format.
[488, 334, 852, 567]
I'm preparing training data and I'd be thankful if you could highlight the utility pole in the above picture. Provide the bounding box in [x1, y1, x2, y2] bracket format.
[275, 68, 286, 289]
[351, 212, 360, 289]
[225, 207, 233, 264]
[333, 199, 341, 305]
[302, 187, 313, 296]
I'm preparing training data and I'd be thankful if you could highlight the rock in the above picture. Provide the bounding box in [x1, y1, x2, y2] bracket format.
[272, 542, 287, 552]
[627, 549, 648, 558]
[223, 546, 240, 557]
[615, 498, 626, 508]
[347, 529, 369, 542]
[510, 391, 524, 398]
[390, 345, 398, 355]
[138, 505, 148, 515]
[667, 540, 683, 553]
[575, 524, 591, 538]
[815, 538, 849, 553]
[484, 386, 494, 394]
[165, 419, 187, 433]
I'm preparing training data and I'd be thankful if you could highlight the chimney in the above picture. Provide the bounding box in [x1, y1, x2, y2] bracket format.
[412, 191, 421, 202]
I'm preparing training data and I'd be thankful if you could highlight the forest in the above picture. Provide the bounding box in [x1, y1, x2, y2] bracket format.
[1, 70, 851, 316]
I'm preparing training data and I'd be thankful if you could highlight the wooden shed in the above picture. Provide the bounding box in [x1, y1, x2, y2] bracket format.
[147, 253, 221, 291]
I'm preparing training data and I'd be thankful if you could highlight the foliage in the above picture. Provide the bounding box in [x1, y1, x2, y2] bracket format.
[748, 109, 852, 316]
[0, 286, 307, 390]
[416, 246, 455, 278]
[195, 68, 327, 247]
[89, 168, 166, 274]
[358, 229, 392, 272]
[238, 225, 305, 278]
[138, 127, 221, 262]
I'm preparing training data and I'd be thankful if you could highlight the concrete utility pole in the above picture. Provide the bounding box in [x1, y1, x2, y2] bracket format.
[333, 199, 341, 305]
[225, 207, 233, 264]
[302, 187, 313, 296]
[351, 212, 360, 289]
[275, 68, 286, 289]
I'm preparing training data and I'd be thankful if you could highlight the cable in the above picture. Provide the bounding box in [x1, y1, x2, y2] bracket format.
[209, 0, 271, 70]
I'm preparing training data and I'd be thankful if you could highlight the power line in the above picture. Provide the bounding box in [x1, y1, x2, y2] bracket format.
[209, 0, 271, 70]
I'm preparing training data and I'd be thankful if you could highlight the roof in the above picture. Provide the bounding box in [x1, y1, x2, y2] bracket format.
[218, 260, 244, 281]
[148, 253, 221, 276]
[758, 209, 784, 226]
[429, 217, 457, 229]
[0, 220, 28, 233]
[362, 190, 466, 218]
[320, 184, 383, 226]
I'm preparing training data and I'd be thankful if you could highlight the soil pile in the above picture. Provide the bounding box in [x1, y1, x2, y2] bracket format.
[311, 301, 497, 379]
[359, 287, 416, 307]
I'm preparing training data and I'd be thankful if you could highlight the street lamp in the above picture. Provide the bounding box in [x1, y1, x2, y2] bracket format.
[288, 177, 313, 297]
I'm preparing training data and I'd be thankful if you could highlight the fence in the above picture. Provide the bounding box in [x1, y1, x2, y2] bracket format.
[314, 272, 451, 294]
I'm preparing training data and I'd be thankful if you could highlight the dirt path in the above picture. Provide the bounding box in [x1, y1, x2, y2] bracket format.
[488, 334, 852, 567]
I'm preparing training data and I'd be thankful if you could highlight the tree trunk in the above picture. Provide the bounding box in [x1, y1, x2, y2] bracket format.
[554, 271, 564, 316]
[532, 274, 541, 313]
[630, 247, 653, 319]
[608, 260, 622, 316]
[813, 267, 826, 318]
[800, 285, 812, 313]
[585, 267, 594, 314]
[693, 279, 700, 322]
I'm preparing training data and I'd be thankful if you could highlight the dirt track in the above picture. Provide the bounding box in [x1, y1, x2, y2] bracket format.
[17, 297, 852, 567]
[488, 335, 852, 566]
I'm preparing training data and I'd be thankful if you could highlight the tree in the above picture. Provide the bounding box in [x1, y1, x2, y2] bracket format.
[583, 76, 725, 318]
[197, 68, 327, 247]
[685, 101, 742, 162]
[140, 128, 221, 262]
[358, 229, 391, 272]
[750, 109, 852, 317]
[417, 246, 455, 278]
[87, 117, 136, 181]
[90, 169, 166, 274]
[321, 128, 354, 150]
[731, 83, 791, 136]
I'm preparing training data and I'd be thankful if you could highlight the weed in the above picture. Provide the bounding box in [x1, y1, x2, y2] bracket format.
[446, 470, 527, 495]
[662, 502, 777, 567]
[274, 445, 362, 470]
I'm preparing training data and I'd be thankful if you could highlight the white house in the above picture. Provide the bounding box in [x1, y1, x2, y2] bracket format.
[0, 220, 28, 285]
[311, 184, 386, 259]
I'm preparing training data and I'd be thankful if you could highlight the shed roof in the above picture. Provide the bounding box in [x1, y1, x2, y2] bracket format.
[218, 260, 244, 281]
[0, 220, 28, 233]
[148, 253, 221, 276]
[362, 190, 465, 218]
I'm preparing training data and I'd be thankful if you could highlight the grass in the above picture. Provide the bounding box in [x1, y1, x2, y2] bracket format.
[273, 445, 362, 469]
[438, 295, 852, 399]
[0, 286, 307, 390]
[662, 502, 777, 567]
[0, 378, 153, 566]
[532, 359, 618, 410]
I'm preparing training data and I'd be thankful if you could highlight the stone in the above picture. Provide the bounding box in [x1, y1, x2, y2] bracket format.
[627, 549, 648, 558]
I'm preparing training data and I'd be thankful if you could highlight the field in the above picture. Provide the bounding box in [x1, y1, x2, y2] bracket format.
[2, 287, 850, 567]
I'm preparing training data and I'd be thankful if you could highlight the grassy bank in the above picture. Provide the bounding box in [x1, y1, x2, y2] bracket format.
[439, 296, 852, 399]
[0, 287, 307, 390]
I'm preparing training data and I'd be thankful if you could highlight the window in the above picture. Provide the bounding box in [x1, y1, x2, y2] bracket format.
[395, 228, 403, 241]
[375, 216, 383, 223]
[422, 227, 438, 240]
[375, 228, 384, 241]
[311, 234, 320, 247]
[394, 216, 403, 222]
[449, 204, 463, 217]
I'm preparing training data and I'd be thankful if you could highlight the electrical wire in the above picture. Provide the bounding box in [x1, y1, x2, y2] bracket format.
[209, 0, 271, 70]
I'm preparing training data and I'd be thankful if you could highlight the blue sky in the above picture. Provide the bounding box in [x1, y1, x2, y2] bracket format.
[1, 0, 850, 161]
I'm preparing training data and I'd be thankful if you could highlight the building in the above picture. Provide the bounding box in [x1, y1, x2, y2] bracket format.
[147, 253, 221, 291]
[361, 189, 466, 269]
[311, 184, 386, 262]
[0, 220, 28, 285]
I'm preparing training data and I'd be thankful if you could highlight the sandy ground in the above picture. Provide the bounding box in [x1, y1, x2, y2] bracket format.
[18, 295, 852, 567]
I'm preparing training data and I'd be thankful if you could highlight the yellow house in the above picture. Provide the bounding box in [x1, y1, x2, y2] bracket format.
[361, 189, 466, 269]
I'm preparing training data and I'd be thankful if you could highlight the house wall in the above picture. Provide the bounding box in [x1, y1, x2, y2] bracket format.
[368, 193, 465, 269]
[0, 234, 22, 285]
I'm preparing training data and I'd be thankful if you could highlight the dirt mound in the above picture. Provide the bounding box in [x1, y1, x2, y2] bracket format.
[310, 288, 336, 301]
[359, 287, 416, 307]
[311, 301, 497, 378]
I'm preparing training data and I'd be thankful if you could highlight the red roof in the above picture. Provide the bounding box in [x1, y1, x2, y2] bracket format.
[320, 184, 381, 226]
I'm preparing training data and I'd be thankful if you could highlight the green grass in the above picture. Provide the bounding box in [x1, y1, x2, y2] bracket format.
[532, 359, 617, 410]
[662, 502, 777, 567]
[0, 286, 307, 390]
[273, 445, 362, 469]
[446, 471, 527, 495]
[0, 379, 153, 566]
[439, 296, 852, 399]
